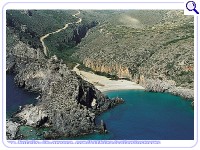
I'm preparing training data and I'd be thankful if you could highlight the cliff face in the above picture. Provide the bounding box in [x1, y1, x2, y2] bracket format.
[83, 58, 132, 79]
[11, 56, 93, 137]
[6, 29, 124, 139]
[13, 55, 97, 136]
[7, 53, 124, 139]
[73, 22, 98, 44]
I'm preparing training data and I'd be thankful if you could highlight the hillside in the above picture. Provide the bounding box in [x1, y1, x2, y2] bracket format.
[6, 9, 194, 93]
[6, 10, 78, 48]
[72, 10, 194, 90]
[6, 10, 99, 68]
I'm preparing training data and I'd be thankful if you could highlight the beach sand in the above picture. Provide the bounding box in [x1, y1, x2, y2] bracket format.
[73, 64, 145, 92]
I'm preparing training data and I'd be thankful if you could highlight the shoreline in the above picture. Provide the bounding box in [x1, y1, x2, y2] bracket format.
[73, 64, 194, 102]
[102, 88, 145, 93]
[73, 64, 145, 92]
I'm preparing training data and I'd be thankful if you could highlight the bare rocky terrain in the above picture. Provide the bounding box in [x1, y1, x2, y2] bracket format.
[6, 36, 124, 139]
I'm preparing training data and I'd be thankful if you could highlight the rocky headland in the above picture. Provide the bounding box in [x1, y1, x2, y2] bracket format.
[6, 54, 124, 139]
[6, 30, 124, 139]
[143, 79, 193, 100]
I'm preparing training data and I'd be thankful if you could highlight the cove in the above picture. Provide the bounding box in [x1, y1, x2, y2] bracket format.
[101, 90, 194, 140]
[67, 90, 194, 140]
[6, 75, 194, 140]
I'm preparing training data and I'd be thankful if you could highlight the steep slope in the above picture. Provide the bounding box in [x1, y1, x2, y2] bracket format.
[6, 10, 98, 68]
[12, 55, 123, 138]
[6, 10, 77, 49]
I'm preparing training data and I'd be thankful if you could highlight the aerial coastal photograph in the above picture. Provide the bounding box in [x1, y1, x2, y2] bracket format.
[6, 10, 194, 140]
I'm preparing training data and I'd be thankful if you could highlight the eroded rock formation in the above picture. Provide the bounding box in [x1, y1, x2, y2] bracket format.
[83, 58, 132, 79]
[6, 120, 20, 140]
[7, 50, 124, 139]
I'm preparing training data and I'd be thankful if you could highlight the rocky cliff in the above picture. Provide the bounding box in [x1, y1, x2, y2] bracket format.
[6, 28, 124, 139]
[83, 58, 132, 78]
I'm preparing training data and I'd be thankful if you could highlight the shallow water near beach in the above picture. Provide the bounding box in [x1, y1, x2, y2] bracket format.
[6, 75, 194, 140]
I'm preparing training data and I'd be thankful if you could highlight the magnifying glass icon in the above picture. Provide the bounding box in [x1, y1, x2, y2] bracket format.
[186, 1, 199, 14]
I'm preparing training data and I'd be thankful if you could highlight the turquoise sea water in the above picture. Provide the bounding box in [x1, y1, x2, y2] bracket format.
[7, 75, 194, 140]
[66, 90, 194, 140]
[103, 90, 194, 140]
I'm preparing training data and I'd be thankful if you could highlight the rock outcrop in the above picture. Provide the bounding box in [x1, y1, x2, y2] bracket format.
[143, 79, 193, 102]
[167, 87, 193, 100]
[7, 50, 124, 139]
[15, 104, 48, 127]
[6, 120, 20, 140]
[83, 58, 132, 79]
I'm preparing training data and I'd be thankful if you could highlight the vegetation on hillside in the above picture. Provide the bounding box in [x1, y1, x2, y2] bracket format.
[6, 10, 77, 49]
[6, 10, 194, 88]
[6, 10, 98, 68]
[72, 10, 194, 89]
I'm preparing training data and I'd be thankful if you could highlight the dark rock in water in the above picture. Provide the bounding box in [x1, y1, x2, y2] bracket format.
[110, 97, 125, 108]
[43, 130, 61, 140]
[191, 101, 194, 107]
[15, 134, 24, 140]
[99, 120, 108, 134]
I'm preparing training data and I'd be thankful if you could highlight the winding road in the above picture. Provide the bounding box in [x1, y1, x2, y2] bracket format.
[40, 11, 82, 57]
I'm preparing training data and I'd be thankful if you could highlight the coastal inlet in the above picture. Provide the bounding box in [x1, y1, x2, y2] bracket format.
[6, 79, 194, 140]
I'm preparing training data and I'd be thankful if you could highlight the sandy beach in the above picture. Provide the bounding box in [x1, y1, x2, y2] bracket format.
[73, 64, 145, 92]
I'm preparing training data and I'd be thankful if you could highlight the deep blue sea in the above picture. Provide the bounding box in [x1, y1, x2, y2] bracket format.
[6, 74, 194, 140]
[6, 74, 38, 118]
